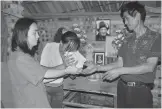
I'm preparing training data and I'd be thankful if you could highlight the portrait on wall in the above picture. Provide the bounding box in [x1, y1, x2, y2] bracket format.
[96, 19, 110, 41]
[94, 52, 105, 65]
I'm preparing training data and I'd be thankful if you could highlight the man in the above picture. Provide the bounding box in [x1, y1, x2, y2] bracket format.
[97, 2, 161, 108]
[96, 21, 109, 41]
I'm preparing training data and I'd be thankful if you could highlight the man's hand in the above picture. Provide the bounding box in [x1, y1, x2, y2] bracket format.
[102, 68, 122, 81]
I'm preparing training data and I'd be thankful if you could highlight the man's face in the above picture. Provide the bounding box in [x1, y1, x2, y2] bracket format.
[123, 11, 139, 31]
[99, 27, 108, 36]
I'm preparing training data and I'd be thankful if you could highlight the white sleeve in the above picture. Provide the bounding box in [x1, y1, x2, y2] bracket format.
[75, 51, 86, 68]
[40, 43, 52, 67]
[40, 43, 63, 67]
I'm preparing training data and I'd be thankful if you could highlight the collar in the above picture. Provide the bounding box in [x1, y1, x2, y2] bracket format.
[129, 26, 149, 41]
[136, 26, 149, 39]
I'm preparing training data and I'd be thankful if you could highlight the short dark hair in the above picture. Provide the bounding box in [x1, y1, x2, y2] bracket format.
[11, 18, 38, 56]
[61, 31, 80, 52]
[53, 27, 66, 43]
[120, 1, 146, 23]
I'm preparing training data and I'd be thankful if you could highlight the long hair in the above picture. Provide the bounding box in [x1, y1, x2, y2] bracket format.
[11, 18, 38, 57]
[61, 31, 80, 52]
[53, 27, 66, 43]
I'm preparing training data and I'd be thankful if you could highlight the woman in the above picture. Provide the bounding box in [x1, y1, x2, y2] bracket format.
[40, 31, 84, 108]
[53, 27, 67, 43]
[8, 18, 80, 108]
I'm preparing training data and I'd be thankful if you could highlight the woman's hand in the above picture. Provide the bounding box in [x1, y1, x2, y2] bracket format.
[65, 66, 80, 75]
[81, 64, 98, 75]
[69, 68, 83, 79]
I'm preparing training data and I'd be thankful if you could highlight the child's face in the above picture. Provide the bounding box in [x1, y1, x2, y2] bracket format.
[60, 41, 78, 52]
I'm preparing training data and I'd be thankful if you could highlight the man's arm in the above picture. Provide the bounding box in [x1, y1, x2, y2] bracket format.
[97, 57, 123, 71]
[102, 57, 159, 80]
[119, 57, 158, 75]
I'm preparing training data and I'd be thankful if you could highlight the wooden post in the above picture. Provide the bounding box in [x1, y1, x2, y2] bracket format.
[114, 95, 117, 108]
[1, 12, 9, 62]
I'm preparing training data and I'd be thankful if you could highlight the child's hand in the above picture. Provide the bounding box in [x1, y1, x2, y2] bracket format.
[64, 54, 77, 66]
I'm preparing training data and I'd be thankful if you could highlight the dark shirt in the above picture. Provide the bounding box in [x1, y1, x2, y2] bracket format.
[118, 27, 161, 83]
[96, 34, 106, 41]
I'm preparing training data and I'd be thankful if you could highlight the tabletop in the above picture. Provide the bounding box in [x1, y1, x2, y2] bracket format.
[63, 76, 118, 96]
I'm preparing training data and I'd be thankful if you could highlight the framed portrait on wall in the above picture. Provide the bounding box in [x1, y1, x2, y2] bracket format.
[96, 19, 110, 41]
[94, 52, 105, 65]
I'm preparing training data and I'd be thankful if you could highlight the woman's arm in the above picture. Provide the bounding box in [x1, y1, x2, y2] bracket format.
[44, 69, 66, 79]
[41, 64, 65, 70]
[44, 66, 79, 79]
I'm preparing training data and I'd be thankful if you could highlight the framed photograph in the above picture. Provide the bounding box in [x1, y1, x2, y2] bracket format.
[96, 19, 110, 41]
[94, 52, 105, 65]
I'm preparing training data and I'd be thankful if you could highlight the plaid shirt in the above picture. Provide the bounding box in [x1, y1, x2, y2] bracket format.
[118, 27, 161, 83]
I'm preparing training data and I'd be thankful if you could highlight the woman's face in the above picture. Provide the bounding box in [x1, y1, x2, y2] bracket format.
[99, 27, 108, 36]
[62, 28, 67, 34]
[27, 23, 39, 49]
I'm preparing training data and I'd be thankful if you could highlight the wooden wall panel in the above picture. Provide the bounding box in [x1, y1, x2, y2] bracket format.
[1, 13, 9, 62]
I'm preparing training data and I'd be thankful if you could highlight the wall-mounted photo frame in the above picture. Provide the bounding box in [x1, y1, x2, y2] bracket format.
[96, 19, 110, 41]
[94, 52, 105, 65]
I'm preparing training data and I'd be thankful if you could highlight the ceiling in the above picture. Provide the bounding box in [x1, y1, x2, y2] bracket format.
[22, 1, 123, 13]
[21, 1, 161, 19]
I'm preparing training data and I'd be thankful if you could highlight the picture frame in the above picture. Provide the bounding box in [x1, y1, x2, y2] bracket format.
[95, 19, 110, 41]
[94, 52, 105, 65]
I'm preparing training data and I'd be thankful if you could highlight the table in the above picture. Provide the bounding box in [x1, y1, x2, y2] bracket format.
[63, 76, 118, 108]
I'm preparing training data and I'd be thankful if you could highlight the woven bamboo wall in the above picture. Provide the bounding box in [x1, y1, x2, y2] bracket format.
[37, 16, 161, 43]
